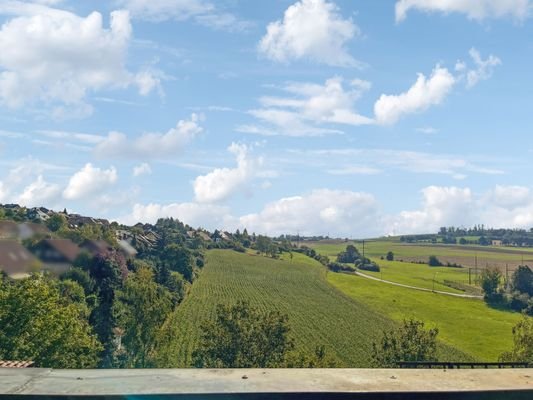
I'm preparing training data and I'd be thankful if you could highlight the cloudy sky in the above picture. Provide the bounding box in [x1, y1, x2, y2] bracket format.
[1, 0, 533, 237]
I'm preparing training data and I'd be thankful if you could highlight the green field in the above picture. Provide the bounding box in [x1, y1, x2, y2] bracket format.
[308, 239, 533, 271]
[155, 249, 470, 367]
[328, 272, 521, 361]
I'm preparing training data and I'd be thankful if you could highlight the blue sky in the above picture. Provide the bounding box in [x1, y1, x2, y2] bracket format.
[1, 0, 533, 237]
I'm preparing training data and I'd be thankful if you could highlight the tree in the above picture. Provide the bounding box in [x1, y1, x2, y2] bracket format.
[481, 268, 502, 301]
[512, 266, 533, 296]
[371, 319, 439, 367]
[162, 244, 194, 281]
[45, 213, 67, 232]
[428, 255, 443, 267]
[386, 251, 394, 261]
[192, 301, 294, 368]
[499, 316, 533, 363]
[114, 267, 172, 367]
[0, 274, 102, 368]
[255, 235, 272, 255]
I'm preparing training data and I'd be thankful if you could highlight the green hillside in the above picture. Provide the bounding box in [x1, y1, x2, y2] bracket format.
[155, 249, 398, 367]
[328, 272, 521, 361]
[156, 249, 472, 367]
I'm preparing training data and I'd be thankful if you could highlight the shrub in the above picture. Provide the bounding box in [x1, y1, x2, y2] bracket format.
[428, 255, 443, 267]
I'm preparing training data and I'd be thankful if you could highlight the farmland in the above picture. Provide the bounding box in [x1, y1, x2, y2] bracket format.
[155, 249, 470, 367]
[155, 249, 393, 367]
[328, 272, 522, 361]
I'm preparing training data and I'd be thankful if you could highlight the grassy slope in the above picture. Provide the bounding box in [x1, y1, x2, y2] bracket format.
[156, 249, 396, 367]
[309, 241, 473, 293]
[328, 272, 521, 361]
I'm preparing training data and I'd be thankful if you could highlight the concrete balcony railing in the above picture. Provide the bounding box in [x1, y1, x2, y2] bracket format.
[1, 368, 533, 399]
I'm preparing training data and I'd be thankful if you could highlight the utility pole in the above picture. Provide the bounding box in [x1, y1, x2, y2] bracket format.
[362, 240, 365, 260]
[433, 271, 438, 292]
[468, 268, 471, 285]
[506, 264, 509, 290]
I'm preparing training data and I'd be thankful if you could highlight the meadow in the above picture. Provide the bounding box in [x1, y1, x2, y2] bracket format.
[308, 239, 532, 292]
[328, 272, 522, 361]
[155, 249, 469, 367]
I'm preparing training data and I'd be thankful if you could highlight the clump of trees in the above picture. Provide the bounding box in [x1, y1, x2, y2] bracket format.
[480, 265, 533, 315]
[371, 319, 439, 367]
[336, 245, 380, 272]
[192, 301, 337, 368]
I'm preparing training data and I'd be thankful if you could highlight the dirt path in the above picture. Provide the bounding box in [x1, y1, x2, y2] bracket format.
[352, 270, 484, 299]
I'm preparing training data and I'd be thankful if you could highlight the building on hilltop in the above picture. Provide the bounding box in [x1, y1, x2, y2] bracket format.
[31, 239, 82, 273]
[0, 240, 39, 278]
[0, 221, 19, 239]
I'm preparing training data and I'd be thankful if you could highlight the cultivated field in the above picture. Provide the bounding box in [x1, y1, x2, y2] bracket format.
[155, 250, 394, 367]
[328, 272, 522, 361]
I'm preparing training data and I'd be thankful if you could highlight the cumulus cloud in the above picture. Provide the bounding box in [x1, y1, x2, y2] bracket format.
[16, 175, 61, 207]
[374, 66, 456, 125]
[120, 184, 533, 237]
[63, 163, 118, 200]
[0, 4, 160, 114]
[239, 77, 372, 136]
[95, 114, 202, 159]
[124, 201, 234, 228]
[133, 163, 152, 177]
[258, 0, 360, 67]
[239, 189, 380, 237]
[193, 143, 262, 203]
[395, 0, 531, 22]
[389, 186, 474, 235]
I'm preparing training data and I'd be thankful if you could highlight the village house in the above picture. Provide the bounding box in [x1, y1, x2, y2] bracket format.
[31, 239, 81, 273]
[0, 221, 19, 239]
[0, 240, 39, 278]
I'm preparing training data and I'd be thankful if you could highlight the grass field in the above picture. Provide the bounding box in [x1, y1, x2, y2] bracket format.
[328, 272, 522, 361]
[155, 249, 470, 367]
[308, 238, 533, 270]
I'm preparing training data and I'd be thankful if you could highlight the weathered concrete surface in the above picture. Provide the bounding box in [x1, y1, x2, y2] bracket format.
[0, 368, 532, 396]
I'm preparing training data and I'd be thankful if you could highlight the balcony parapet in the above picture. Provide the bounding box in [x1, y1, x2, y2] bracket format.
[1, 368, 532, 399]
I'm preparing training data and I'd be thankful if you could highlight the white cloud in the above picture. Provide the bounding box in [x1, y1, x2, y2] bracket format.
[193, 143, 262, 203]
[239, 189, 380, 237]
[133, 163, 152, 177]
[63, 163, 118, 200]
[0, 5, 159, 114]
[240, 77, 372, 136]
[388, 186, 474, 235]
[115, 0, 250, 31]
[374, 66, 456, 125]
[258, 0, 360, 67]
[95, 114, 202, 159]
[115, 0, 213, 21]
[16, 175, 61, 207]
[286, 148, 504, 178]
[124, 201, 234, 229]
[390, 185, 533, 235]
[464, 48, 502, 88]
[395, 0, 531, 22]
[326, 166, 381, 175]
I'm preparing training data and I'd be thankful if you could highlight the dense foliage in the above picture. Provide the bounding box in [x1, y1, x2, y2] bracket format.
[371, 319, 439, 367]
[499, 316, 533, 363]
[0, 273, 102, 367]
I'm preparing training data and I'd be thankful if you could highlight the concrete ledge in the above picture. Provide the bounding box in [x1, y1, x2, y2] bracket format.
[0, 368, 532, 398]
